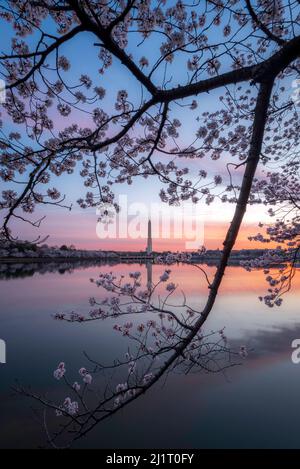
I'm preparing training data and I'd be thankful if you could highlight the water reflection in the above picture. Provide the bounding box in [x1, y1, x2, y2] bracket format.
[0, 262, 299, 448]
[0, 259, 128, 280]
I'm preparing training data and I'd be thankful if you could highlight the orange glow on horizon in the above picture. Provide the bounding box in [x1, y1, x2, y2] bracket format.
[27, 210, 277, 251]
[54, 220, 276, 251]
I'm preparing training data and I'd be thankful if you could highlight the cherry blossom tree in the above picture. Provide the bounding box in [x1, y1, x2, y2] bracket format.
[1, 0, 300, 446]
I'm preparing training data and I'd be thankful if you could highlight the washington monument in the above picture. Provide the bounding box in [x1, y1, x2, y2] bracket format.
[146, 219, 152, 255]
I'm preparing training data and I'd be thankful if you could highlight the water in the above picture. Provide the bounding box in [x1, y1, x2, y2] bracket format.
[0, 261, 300, 448]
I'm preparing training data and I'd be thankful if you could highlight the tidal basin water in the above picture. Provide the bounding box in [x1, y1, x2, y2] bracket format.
[0, 261, 300, 448]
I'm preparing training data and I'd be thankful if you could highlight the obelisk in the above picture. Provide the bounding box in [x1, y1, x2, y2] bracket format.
[146, 219, 152, 255]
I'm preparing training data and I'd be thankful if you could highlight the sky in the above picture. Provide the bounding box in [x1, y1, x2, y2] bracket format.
[8, 187, 274, 251]
[0, 6, 284, 251]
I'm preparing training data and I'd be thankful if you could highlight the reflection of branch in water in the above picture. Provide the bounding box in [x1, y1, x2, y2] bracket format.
[16, 266, 247, 448]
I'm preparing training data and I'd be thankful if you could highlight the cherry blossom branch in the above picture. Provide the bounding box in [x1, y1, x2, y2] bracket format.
[245, 0, 286, 46]
[5, 25, 84, 90]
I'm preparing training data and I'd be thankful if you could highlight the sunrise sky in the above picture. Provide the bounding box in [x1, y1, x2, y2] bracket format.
[1, 17, 276, 252]
[8, 183, 273, 251]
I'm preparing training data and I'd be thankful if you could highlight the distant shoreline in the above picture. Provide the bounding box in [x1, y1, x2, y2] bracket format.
[0, 248, 293, 265]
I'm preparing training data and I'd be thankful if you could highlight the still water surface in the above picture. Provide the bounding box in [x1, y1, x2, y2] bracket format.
[0, 262, 300, 448]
